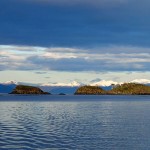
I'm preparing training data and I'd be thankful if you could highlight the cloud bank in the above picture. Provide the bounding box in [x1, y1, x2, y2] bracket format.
[1, 45, 150, 72]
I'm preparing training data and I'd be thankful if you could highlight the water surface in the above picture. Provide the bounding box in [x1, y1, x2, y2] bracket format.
[0, 95, 150, 150]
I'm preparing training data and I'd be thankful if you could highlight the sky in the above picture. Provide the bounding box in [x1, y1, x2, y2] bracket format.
[1, 0, 150, 85]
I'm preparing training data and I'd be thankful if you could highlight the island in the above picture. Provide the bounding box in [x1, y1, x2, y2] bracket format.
[75, 83, 150, 95]
[108, 83, 150, 95]
[10, 85, 50, 94]
[75, 85, 106, 95]
[9, 83, 150, 95]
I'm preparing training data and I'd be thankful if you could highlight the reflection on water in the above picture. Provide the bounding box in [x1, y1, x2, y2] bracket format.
[1, 95, 150, 149]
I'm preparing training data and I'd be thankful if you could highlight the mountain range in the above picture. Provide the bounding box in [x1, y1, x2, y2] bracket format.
[0, 81, 16, 94]
[1, 79, 150, 94]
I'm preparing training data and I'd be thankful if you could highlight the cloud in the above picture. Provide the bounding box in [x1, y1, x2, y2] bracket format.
[42, 81, 81, 87]
[1, 45, 150, 72]
[26, 55, 150, 71]
[90, 78, 102, 83]
[1, 0, 150, 48]
[35, 71, 47, 74]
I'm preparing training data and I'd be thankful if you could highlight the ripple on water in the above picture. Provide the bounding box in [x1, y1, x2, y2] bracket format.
[1, 97, 150, 149]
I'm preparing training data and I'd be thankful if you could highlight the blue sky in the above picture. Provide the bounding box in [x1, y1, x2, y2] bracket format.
[1, 0, 150, 84]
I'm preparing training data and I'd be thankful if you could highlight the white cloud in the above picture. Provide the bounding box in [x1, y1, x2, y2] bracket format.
[1, 44, 150, 72]
[130, 79, 150, 84]
[42, 81, 81, 87]
[90, 80, 120, 86]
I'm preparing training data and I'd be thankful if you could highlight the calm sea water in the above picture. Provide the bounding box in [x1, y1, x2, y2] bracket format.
[1, 95, 150, 150]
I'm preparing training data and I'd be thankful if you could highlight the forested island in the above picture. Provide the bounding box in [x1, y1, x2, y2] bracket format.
[75, 83, 150, 95]
[75, 85, 106, 95]
[10, 85, 50, 94]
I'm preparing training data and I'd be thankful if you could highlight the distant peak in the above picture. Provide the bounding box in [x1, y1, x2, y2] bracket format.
[2, 81, 17, 85]
[70, 81, 81, 86]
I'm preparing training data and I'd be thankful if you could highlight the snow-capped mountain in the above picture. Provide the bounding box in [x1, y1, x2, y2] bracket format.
[1, 80, 18, 85]
[40, 81, 82, 94]
[1, 79, 150, 94]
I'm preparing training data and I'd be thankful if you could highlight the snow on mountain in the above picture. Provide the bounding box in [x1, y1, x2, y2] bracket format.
[1, 80, 17, 85]
[90, 80, 119, 87]
[130, 79, 150, 84]
[69, 81, 81, 86]
[42, 80, 122, 88]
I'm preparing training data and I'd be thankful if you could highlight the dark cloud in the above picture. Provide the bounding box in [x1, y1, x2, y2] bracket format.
[35, 71, 47, 74]
[90, 78, 102, 83]
[0, 0, 150, 47]
[45, 77, 51, 79]
[0, 0, 150, 75]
